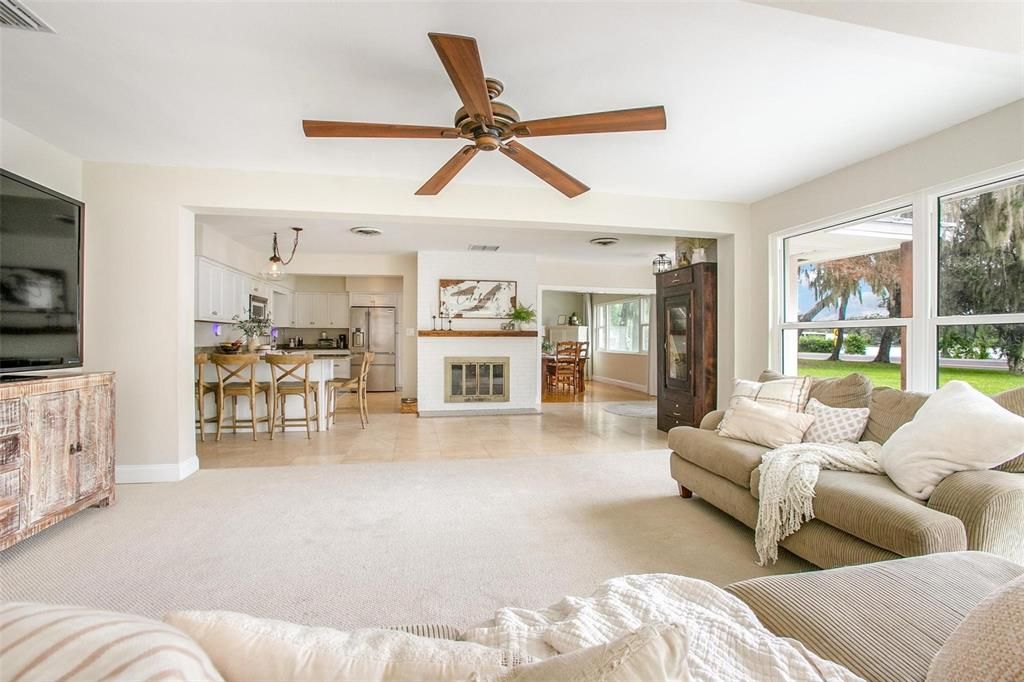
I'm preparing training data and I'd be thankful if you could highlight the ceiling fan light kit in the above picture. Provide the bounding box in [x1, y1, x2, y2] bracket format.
[303, 32, 666, 198]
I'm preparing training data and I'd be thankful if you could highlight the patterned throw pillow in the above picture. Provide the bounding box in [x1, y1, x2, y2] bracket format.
[802, 398, 870, 444]
[729, 377, 812, 413]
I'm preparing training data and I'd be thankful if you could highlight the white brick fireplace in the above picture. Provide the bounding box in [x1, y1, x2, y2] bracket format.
[416, 251, 541, 417]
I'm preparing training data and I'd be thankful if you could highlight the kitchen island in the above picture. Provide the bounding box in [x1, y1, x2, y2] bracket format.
[196, 348, 351, 434]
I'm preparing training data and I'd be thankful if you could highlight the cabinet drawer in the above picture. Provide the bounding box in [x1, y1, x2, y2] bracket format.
[0, 435, 19, 466]
[0, 400, 20, 437]
[0, 469, 19, 539]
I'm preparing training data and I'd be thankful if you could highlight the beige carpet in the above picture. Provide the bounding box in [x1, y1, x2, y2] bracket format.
[0, 450, 809, 629]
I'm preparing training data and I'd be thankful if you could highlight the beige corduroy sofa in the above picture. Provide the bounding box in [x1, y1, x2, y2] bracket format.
[669, 371, 1024, 568]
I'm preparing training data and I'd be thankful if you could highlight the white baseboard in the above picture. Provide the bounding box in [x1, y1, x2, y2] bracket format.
[116, 455, 199, 484]
[591, 375, 652, 395]
[418, 407, 542, 418]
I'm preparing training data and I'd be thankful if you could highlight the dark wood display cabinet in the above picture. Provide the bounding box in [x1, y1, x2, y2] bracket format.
[655, 263, 717, 432]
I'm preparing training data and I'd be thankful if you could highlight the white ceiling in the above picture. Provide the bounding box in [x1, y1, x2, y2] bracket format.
[198, 213, 676, 263]
[3, 2, 1021, 203]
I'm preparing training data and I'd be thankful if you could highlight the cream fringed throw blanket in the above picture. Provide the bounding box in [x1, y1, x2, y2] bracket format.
[462, 574, 861, 680]
[756, 441, 883, 565]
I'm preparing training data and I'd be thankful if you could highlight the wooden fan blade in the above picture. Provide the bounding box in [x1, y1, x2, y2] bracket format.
[499, 141, 589, 198]
[428, 33, 494, 126]
[303, 120, 461, 139]
[415, 145, 479, 195]
[512, 106, 666, 138]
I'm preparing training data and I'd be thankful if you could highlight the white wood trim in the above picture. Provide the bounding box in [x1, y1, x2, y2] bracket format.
[591, 375, 651, 395]
[934, 313, 1024, 326]
[116, 455, 199, 484]
[779, 318, 909, 330]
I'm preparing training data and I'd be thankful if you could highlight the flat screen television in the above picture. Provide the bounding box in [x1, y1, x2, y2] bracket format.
[0, 169, 84, 375]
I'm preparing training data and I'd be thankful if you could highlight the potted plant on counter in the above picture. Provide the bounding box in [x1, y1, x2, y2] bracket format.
[507, 303, 537, 331]
[233, 309, 273, 351]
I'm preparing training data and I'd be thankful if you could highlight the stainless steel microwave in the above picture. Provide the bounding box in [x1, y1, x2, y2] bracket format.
[249, 294, 268, 319]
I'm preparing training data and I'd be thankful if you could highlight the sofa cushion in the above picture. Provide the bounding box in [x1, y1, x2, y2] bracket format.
[0, 602, 224, 682]
[749, 469, 967, 557]
[928, 573, 1024, 682]
[862, 386, 929, 444]
[165, 610, 513, 682]
[725, 551, 1024, 682]
[730, 376, 811, 412]
[759, 370, 873, 409]
[718, 398, 816, 448]
[668, 426, 768, 489]
[993, 386, 1024, 473]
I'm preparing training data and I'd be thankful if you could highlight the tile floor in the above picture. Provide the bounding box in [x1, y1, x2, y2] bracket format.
[197, 382, 666, 468]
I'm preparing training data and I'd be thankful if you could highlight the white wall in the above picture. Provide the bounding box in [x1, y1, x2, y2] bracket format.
[739, 99, 1024, 380]
[0, 120, 82, 199]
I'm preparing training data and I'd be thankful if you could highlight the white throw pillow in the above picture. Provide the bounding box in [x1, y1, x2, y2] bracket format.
[1, 602, 223, 682]
[802, 398, 869, 444]
[729, 376, 812, 413]
[718, 397, 816, 448]
[165, 610, 510, 682]
[880, 381, 1024, 500]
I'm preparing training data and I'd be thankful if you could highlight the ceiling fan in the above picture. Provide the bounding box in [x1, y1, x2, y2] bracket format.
[302, 33, 666, 198]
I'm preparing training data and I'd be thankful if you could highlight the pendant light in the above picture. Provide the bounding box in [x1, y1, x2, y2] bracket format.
[263, 227, 303, 280]
[652, 253, 672, 274]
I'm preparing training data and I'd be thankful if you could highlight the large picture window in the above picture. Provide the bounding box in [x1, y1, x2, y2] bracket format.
[775, 174, 1024, 395]
[595, 297, 650, 354]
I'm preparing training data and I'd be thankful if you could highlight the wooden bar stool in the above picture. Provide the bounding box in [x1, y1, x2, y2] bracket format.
[267, 352, 320, 439]
[326, 352, 374, 429]
[194, 352, 219, 441]
[210, 353, 272, 441]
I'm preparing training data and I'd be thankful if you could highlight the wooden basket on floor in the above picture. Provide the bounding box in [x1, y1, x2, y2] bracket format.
[400, 398, 418, 415]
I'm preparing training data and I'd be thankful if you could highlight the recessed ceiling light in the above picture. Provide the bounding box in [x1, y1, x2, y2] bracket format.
[350, 226, 382, 237]
[589, 237, 620, 247]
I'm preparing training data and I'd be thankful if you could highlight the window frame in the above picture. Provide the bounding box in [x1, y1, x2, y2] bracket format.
[595, 296, 649, 355]
[769, 162, 1024, 392]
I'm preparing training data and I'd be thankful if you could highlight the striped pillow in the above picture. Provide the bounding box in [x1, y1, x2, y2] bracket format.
[0, 602, 223, 682]
[729, 377, 812, 413]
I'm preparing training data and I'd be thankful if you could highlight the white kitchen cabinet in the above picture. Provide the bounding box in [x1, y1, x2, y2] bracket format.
[326, 293, 349, 328]
[349, 292, 397, 307]
[293, 293, 329, 328]
[548, 325, 588, 345]
[271, 287, 293, 327]
[196, 258, 258, 322]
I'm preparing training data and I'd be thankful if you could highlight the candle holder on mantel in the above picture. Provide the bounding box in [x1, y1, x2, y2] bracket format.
[447, 315, 453, 331]
[431, 315, 438, 331]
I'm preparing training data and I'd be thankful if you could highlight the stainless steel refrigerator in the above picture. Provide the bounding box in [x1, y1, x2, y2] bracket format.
[349, 306, 397, 392]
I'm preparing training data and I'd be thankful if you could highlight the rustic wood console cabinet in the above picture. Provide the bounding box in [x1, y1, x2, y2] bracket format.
[0, 372, 115, 551]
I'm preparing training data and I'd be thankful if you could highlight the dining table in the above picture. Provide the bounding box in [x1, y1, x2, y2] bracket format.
[541, 353, 587, 391]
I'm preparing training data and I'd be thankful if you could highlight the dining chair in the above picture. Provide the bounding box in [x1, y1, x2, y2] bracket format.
[326, 352, 374, 429]
[266, 352, 320, 440]
[553, 341, 579, 393]
[194, 352, 218, 442]
[210, 353, 272, 441]
[575, 341, 590, 392]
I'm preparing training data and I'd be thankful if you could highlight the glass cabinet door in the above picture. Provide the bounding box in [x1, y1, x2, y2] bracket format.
[664, 292, 692, 392]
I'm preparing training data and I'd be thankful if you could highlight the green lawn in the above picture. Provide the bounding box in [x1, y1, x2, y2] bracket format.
[798, 359, 1023, 395]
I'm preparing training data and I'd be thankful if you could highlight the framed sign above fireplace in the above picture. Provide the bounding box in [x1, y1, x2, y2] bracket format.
[439, 279, 516, 319]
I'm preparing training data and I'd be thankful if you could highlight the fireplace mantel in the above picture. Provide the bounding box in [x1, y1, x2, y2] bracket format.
[418, 330, 538, 338]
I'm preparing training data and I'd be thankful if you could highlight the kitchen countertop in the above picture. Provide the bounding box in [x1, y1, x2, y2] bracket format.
[197, 346, 351, 359]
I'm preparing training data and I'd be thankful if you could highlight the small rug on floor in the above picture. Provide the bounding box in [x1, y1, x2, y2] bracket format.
[602, 402, 657, 418]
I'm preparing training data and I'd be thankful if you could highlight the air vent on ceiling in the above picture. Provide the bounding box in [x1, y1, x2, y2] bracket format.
[350, 226, 382, 237]
[0, 0, 55, 32]
[468, 244, 500, 252]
